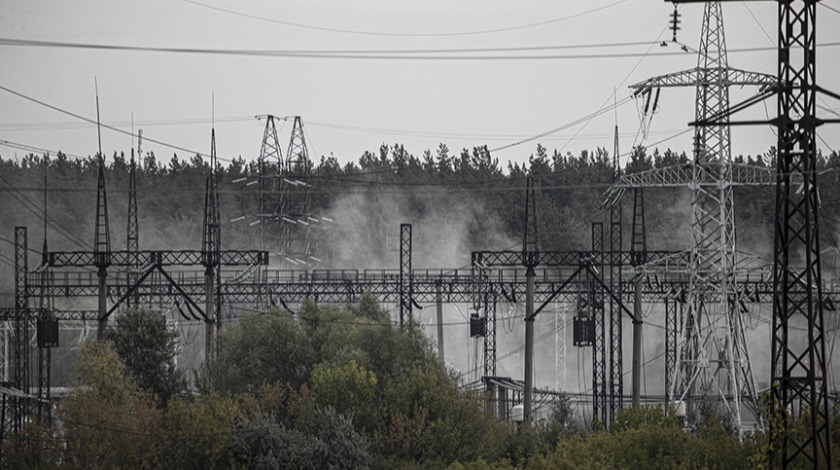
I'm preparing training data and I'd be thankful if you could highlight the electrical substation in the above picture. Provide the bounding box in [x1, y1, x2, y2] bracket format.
[1, 1, 839, 468]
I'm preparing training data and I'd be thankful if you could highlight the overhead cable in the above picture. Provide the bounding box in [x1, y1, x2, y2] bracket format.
[180, 0, 632, 37]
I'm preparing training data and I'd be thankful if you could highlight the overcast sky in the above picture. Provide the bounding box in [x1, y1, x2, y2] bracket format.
[1, 0, 838, 169]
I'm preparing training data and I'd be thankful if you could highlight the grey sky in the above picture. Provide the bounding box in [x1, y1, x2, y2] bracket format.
[1, 0, 838, 169]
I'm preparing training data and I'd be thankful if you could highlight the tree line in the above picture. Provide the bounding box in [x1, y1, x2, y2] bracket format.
[3, 143, 838, 265]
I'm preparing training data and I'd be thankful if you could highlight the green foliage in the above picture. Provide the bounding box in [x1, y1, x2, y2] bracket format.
[0, 422, 62, 470]
[106, 307, 184, 403]
[538, 394, 582, 448]
[228, 407, 371, 470]
[311, 360, 378, 431]
[612, 404, 679, 432]
[147, 394, 239, 470]
[59, 340, 159, 469]
[208, 311, 316, 394]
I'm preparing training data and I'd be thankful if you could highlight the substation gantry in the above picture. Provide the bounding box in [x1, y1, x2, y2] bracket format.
[3, 2, 839, 462]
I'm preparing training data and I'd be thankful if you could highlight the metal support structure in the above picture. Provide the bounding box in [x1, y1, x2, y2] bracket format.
[13, 227, 29, 433]
[94, 162, 111, 340]
[523, 268, 535, 425]
[399, 224, 412, 326]
[632, 279, 643, 409]
[483, 291, 497, 378]
[621, 1, 774, 428]
[436, 279, 444, 361]
[126, 132, 141, 309]
[37, 256, 51, 425]
[591, 222, 608, 426]
[276, 116, 314, 265]
[522, 176, 539, 425]
[771, 0, 831, 466]
[608, 124, 624, 420]
[555, 302, 567, 391]
[630, 188, 647, 267]
[670, 0, 835, 463]
[665, 295, 681, 405]
[202, 130, 221, 360]
[256, 115, 282, 250]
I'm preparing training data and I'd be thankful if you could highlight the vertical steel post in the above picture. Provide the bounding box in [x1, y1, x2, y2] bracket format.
[632, 279, 642, 409]
[771, 1, 831, 466]
[523, 267, 535, 425]
[13, 227, 28, 433]
[399, 224, 412, 326]
[436, 279, 444, 361]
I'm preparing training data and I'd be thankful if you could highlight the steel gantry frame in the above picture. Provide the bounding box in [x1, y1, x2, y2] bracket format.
[472, 178, 689, 427]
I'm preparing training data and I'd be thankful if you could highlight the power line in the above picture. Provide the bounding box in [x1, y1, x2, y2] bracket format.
[489, 95, 635, 153]
[820, 2, 840, 15]
[0, 138, 88, 160]
[0, 115, 254, 132]
[0, 84, 226, 163]
[557, 18, 672, 156]
[180, 0, 632, 38]
[0, 36, 829, 61]
[0, 174, 91, 250]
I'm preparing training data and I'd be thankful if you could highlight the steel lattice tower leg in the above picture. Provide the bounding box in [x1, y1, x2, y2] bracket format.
[772, 1, 831, 467]
[555, 302, 567, 391]
[399, 224, 412, 327]
[13, 227, 29, 433]
[665, 296, 679, 406]
[591, 222, 607, 427]
[257, 116, 282, 249]
[630, 188, 647, 266]
[609, 124, 624, 421]
[126, 141, 140, 309]
[484, 292, 497, 379]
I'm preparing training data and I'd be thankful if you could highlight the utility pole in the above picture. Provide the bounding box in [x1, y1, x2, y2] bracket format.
[201, 129, 221, 367]
[632, 279, 642, 409]
[522, 176, 539, 426]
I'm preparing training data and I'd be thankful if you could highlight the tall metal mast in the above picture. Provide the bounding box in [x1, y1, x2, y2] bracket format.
[620, 1, 777, 429]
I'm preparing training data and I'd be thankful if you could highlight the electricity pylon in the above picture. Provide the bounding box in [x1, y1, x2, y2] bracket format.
[618, 1, 777, 430]
[256, 115, 315, 266]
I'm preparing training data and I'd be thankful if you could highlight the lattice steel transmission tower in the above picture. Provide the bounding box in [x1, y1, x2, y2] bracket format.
[768, 1, 834, 465]
[624, 1, 777, 429]
[257, 116, 315, 266]
[675, 0, 838, 464]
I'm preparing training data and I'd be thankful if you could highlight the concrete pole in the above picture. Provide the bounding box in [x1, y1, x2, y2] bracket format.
[436, 280, 444, 362]
[632, 278, 643, 409]
[96, 267, 108, 340]
[205, 268, 215, 370]
[523, 266, 535, 425]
